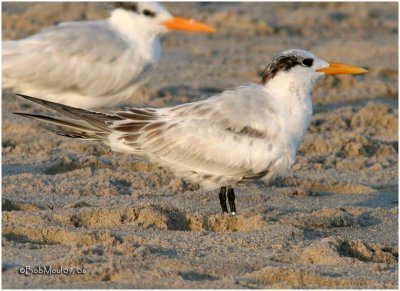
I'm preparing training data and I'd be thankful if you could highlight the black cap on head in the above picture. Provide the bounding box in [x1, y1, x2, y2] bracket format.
[114, 2, 138, 13]
[260, 50, 314, 85]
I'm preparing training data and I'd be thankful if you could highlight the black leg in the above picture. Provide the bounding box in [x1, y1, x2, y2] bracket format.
[227, 187, 236, 215]
[219, 187, 228, 213]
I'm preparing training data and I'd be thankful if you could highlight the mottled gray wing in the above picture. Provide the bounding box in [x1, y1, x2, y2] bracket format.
[3, 20, 150, 97]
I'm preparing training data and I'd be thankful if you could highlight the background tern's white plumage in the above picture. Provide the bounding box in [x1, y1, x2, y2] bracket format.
[2, 2, 214, 109]
[15, 49, 367, 213]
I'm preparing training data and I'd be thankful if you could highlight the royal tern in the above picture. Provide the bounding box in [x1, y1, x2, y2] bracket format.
[3, 2, 214, 109]
[15, 49, 367, 214]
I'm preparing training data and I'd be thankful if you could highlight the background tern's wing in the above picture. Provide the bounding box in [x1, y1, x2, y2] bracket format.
[3, 21, 152, 97]
[111, 85, 286, 190]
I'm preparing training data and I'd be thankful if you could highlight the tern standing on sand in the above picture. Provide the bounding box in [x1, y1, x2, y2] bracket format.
[15, 49, 367, 214]
[2, 2, 214, 109]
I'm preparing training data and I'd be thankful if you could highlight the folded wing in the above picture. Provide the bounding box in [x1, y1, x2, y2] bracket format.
[110, 85, 285, 189]
[3, 21, 152, 98]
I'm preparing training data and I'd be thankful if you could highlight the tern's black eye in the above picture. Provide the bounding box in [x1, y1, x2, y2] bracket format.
[143, 9, 156, 17]
[302, 58, 313, 67]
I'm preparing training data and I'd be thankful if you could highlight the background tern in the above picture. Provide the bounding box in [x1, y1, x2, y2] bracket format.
[2, 2, 214, 109]
[14, 49, 367, 214]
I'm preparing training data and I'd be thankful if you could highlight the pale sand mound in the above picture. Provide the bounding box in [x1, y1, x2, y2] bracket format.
[2, 2, 398, 289]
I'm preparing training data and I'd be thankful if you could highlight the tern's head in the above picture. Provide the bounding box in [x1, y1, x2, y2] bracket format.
[260, 49, 367, 89]
[111, 2, 215, 37]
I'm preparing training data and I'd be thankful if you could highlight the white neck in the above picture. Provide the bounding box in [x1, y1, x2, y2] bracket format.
[108, 9, 162, 63]
[263, 72, 315, 150]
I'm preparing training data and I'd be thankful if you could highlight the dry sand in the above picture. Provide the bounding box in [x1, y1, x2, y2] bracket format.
[2, 2, 398, 289]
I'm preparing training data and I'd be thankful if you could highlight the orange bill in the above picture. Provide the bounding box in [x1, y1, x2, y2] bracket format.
[317, 62, 368, 75]
[162, 17, 215, 32]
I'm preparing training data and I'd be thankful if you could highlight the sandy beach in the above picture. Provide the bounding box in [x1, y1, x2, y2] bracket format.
[2, 2, 398, 288]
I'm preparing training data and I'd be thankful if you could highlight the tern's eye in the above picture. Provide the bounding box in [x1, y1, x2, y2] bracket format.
[143, 9, 156, 17]
[302, 58, 313, 67]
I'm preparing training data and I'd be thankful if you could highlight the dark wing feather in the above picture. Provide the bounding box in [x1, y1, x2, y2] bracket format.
[16, 94, 123, 131]
[14, 94, 125, 140]
[14, 112, 102, 132]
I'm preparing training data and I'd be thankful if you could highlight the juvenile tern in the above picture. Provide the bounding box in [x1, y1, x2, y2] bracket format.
[3, 2, 214, 109]
[14, 49, 367, 214]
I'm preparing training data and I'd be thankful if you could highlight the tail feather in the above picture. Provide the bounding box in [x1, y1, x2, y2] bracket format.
[14, 113, 104, 133]
[53, 130, 106, 140]
[14, 94, 162, 144]
[14, 94, 123, 140]
[15, 94, 123, 131]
